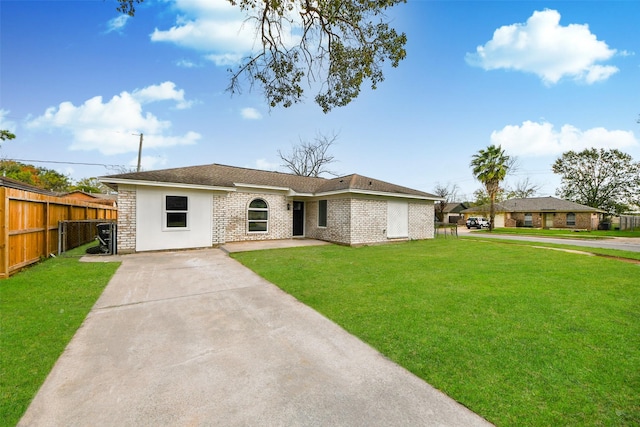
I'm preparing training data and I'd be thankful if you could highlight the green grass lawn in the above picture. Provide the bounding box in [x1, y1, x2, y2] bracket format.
[233, 239, 640, 426]
[0, 245, 120, 427]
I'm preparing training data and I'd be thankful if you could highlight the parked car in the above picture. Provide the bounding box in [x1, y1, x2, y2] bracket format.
[466, 217, 490, 229]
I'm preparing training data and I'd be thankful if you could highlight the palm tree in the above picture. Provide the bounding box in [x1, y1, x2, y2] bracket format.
[470, 145, 511, 231]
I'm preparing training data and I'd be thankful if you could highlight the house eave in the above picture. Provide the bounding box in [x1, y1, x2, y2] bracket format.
[99, 177, 235, 193]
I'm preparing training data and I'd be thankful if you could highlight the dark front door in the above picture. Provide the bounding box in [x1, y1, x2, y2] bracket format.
[292, 201, 304, 236]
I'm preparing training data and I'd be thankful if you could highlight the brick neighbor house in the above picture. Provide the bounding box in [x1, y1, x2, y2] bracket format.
[460, 196, 606, 230]
[100, 164, 442, 253]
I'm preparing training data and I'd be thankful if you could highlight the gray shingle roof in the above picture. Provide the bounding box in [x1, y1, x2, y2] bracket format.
[461, 197, 605, 213]
[440, 202, 469, 213]
[101, 164, 438, 199]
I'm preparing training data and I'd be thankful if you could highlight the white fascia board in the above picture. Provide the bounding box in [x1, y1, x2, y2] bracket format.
[314, 188, 444, 201]
[233, 182, 291, 192]
[98, 177, 234, 193]
[287, 190, 314, 197]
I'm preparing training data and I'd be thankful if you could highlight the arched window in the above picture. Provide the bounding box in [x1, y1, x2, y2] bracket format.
[248, 199, 268, 232]
[566, 212, 576, 227]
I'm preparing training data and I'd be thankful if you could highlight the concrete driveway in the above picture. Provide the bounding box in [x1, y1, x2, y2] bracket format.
[20, 247, 491, 426]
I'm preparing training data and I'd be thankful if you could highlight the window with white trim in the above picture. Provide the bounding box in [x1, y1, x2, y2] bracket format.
[248, 199, 268, 232]
[566, 212, 576, 226]
[165, 195, 188, 228]
[318, 200, 327, 227]
[524, 213, 533, 227]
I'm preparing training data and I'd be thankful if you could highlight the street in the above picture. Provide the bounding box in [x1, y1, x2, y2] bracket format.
[458, 227, 640, 253]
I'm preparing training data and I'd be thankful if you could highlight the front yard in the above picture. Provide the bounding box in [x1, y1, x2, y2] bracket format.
[233, 239, 640, 426]
[0, 245, 120, 426]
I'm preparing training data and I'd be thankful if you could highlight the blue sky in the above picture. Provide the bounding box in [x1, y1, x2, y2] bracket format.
[1, 0, 638, 200]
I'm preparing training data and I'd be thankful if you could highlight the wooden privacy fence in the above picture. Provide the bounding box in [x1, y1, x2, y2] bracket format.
[620, 215, 640, 231]
[0, 186, 117, 279]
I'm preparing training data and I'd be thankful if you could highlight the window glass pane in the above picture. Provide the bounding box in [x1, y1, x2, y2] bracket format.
[249, 199, 268, 209]
[166, 196, 188, 211]
[318, 200, 327, 227]
[248, 221, 267, 232]
[524, 213, 532, 227]
[167, 212, 187, 227]
[567, 213, 576, 226]
[248, 198, 269, 232]
[248, 211, 268, 220]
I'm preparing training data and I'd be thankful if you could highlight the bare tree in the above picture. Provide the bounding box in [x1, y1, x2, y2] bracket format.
[278, 132, 338, 177]
[505, 178, 541, 199]
[433, 182, 460, 222]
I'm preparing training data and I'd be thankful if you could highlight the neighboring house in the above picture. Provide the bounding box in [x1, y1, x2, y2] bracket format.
[61, 190, 117, 207]
[435, 202, 469, 224]
[460, 197, 606, 230]
[100, 164, 442, 253]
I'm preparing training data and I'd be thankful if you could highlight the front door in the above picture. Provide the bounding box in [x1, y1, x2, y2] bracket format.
[292, 201, 304, 236]
[545, 213, 554, 229]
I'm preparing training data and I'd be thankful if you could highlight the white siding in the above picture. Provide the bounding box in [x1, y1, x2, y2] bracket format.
[387, 201, 409, 238]
[136, 187, 213, 252]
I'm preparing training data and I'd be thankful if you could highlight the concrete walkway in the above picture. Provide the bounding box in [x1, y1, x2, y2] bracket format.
[20, 247, 491, 426]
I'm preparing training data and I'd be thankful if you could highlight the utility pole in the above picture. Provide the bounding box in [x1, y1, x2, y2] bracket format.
[133, 133, 143, 172]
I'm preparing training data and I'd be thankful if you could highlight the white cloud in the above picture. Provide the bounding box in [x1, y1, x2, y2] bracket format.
[176, 59, 199, 68]
[466, 9, 618, 84]
[106, 15, 130, 34]
[26, 83, 200, 155]
[0, 109, 17, 133]
[132, 81, 193, 109]
[204, 53, 245, 66]
[151, 0, 300, 66]
[240, 107, 262, 120]
[491, 121, 638, 157]
[254, 159, 279, 171]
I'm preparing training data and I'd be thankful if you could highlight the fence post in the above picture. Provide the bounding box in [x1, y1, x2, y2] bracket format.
[0, 187, 7, 278]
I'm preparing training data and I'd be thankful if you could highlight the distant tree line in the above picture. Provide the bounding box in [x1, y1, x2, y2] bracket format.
[0, 160, 107, 194]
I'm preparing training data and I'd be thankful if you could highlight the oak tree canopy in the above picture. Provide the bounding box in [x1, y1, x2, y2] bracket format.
[115, 0, 407, 112]
[552, 148, 640, 214]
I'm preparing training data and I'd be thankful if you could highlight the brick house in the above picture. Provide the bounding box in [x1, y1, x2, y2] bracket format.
[461, 196, 606, 230]
[100, 164, 442, 253]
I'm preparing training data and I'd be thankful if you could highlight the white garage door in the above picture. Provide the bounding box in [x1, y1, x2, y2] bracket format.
[387, 201, 408, 238]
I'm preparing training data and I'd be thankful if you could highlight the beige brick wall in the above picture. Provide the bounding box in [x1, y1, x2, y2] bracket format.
[116, 185, 136, 254]
[350, 198, 387, 245]
[409, 202, 435, 239]
[225, 192, 292, 242]
[306, 197, 436, 245]
[305, 198, 352, 244]
[211, 193, 227, 245]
